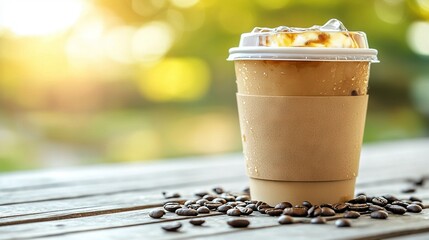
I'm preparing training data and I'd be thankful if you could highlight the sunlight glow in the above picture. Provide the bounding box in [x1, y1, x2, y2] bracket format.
[0, 0, 84, 36]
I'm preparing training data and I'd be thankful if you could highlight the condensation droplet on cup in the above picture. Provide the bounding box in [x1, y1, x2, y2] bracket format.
[263, 72, 267, 77]
[351, 76, 356, 81]
[242, 134, 246, 142]
[254, 166, 258, 174]
[333, 87, 337, 91]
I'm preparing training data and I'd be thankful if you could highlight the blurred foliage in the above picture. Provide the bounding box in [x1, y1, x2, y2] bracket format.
[0, 0, 428, 171]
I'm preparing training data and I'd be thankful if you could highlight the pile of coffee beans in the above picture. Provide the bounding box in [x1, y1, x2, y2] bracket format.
[151, 186, 426, 232]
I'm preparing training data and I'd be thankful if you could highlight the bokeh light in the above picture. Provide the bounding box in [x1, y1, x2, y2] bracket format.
[407, 21, 429, 56]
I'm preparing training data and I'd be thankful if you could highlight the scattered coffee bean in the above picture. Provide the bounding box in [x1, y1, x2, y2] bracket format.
[310, 216, 327, 224]
[194, 191, 209, 198]
[411, 201, 424, 208]
[333, 203, 348, 213]
[372, 197, 388, 207]
[184, 200, 196, 206]
[320, 203, 334, 209]
[369, 205, 385, 212]
[188, 204, 201, 210]
[223, 195, 236, 202]
[226, 202, 238, 207]
[205, 202, 222, 210]
[344, 211, 360, 219]
[335, 219, 351, 227]
[212, 187, 224, 194]
[175, 208, 198, 216]
[162, 192, 180, 199]
[196, 199, 209, 205]
[409, 196, 422, 202]
[348, 195, 367, 204]
[391, 201, 409, 208]
[321, 207, 336, 216]
[246, 203, 257, 210]
[413, 177, 426, 186]
[307, 205, 320, 217]
[401, 187, 416, 194]
[302, 201, 312, 209]
[382, 194, 399, 203]
[236, 202, 247, 207]
[189, 219, 205, 226]
[388, 205, 406, 215]
[149, 209, 165, 219]
[236, 195, 250, 202]
[275, 202, 292, 210]
[243, 186, 250, 194]
[203, 195, 216, 201]
[407, 204, 423, 213]
[227, 219, 250, 228]
[366, 196, 375, 203]
[227, 208, 242, 216]
[161, 222, 182, 232]
[197, 206, 210, 214]
[212, 198, 227, 204]
[237, 206, 253, 215]
[278, 215, 294, 224]
[266, 208, 283, 216]
[217, 205, 233, 213]
[370, 210, 389, 219]
[283, 207, 308, 217]
[348, 203, 369, 212]
[164, 203, 182, 213]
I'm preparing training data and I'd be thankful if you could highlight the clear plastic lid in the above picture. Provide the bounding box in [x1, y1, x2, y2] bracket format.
[227, 19, 379, 62]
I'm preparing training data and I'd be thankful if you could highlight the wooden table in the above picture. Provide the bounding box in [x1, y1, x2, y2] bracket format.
[1, 138, 429, 240]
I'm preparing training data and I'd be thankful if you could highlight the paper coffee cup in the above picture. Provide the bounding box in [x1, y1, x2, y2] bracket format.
[228, 19, 378, 205]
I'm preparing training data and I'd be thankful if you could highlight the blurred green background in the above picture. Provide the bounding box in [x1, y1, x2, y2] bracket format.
[0, 0, 428, 171]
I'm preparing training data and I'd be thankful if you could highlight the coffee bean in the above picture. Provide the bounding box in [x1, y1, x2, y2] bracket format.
[161, 222, 182, 232]
[283, 207, 308, 217]
[278, 215, 294, 224]
[413, 177, 426, 186]
[369, 204, 385, 212]
[189, 219, 205, 226]
[370, 210, 389, 219]
[164, 204, 182, 213]
[321, 207, 336, 216]
[212, 198, 227, 204]
[388, 205, 406, 215]
[407, 204, 423, 213]
[307, 205, 320, 217]
[243, 186, 250, 194]
[401, 187, 416, 194]
[266, 208, 283, 216]
[188, 204, 201, 210]
[348, 195, 367, 204]
[226, 202, 238, 207]
[411, 201, 424, 208]
[162, 192, 181, 199]
[310, 216, 327, 224]
[212, 187, 224, 194]
[344, 211, 360, 219]
[333, 203, 349, 213]
[217, 205, 233, 213]
[184, 200, 196, 206]
[236, 195, 250, 202]
[175, 208, 198, 216]
[149, 209, 165, 218]
[237, 206, 253, 215]
[348, 203, 369, 212]
[236, 202, 247, 207]
[391, 201, 409, 208]
[302, 201, 312, 209]
[196, 199, 209, 205]
[205, 202, 222, 210]
[227, 219, 250, 228]
[246, 203, 257, 210]
[255, 201, 267, 208]
[203, 195, 216, 201]
[320, 203, 334, 209]
[275, 202, 292, 210]
[194, 191, 209, 198]
[257, 204, 271, 214]
[197, 206, 210, 214]
[409, 196, 422, 202]
[335, 219, 351, 227]
[382, 194, 399, 203]
[372, 197, 388, 207]
[223, 195, 236, 202]
[366, 196, 375, 203]
[227, 208, 242, 216]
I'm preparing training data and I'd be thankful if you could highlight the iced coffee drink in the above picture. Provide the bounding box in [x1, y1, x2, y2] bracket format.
[228, 19, 378, 205]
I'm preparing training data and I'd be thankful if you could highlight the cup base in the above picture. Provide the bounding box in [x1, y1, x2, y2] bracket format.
[249, 177, 356, 206]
